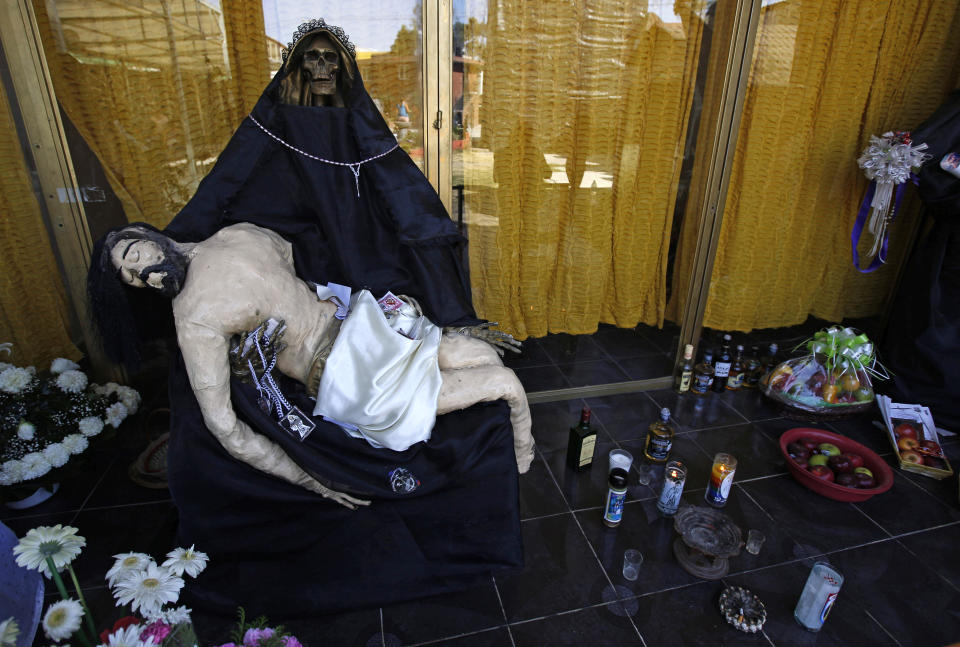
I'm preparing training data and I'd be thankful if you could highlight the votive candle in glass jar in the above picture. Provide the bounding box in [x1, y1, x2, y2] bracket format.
[656, 460, 686, 516]
[704, 452, 737, 507]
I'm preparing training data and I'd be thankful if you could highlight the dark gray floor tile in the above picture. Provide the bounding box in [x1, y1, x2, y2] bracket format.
[896, 522, 960, 592]
[630, 581, 766, 646]
[381, 576, 505, 645]
[1, 454, 115, 522]
[617, 354, 675, 381]
[825, 539, 960, 646]
[647, 390, 747, 431]
[510, 602, 643, 646]
[542, 442, 639, 511]
[739, 475, 888, 556]
[853, 471, 960, 536]
[528, 399, 592, 453]
[689, 423, 789, 482]
[519, 451, 569, 520]
[537, 333, 609, 364]
[825, 415, 891, 455]
[898, 466, 960, 510]
[415, 626, 513, 646]
[556, 359, 631, 388]
[501, 337, 553, 369]
[3, 510, 81, 541]
[513, 364, 571, 392]
[494, 513, 608, 622]
[576, 499, 702, 598]
[629, 435, 714, 495]
[636, 322, 681, 354]
[722, 387, 783, 421]
[725, 560, 900, 647]
[82, 453, 172, 509]
[584, 392, 661, 443]
[593, 323, 665, 359]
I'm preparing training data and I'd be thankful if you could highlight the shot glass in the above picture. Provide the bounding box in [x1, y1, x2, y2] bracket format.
[608, 449, 634, 474]
[745, 529, 765, 555]
[622, 549, 643, 581]
[636, 462, 655, 485]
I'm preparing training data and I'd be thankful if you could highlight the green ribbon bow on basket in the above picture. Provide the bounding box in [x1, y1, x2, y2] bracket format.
[802, 326, 888, 381]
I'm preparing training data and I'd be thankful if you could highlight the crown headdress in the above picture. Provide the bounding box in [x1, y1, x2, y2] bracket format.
[282, 18, 356, 62]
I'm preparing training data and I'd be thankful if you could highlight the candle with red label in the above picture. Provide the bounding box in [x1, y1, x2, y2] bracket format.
[704, 453, 737, 507]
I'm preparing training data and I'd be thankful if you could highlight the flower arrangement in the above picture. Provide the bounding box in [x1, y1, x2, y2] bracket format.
[217, 609, 302, 647]
[0, 344, 140, 502]
[12, 524, 204, 647]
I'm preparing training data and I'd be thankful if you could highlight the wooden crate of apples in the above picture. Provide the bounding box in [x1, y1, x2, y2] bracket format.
[878, 396, 953, 479]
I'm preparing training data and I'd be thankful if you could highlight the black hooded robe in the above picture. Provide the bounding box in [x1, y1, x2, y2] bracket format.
[160, 26, 522, 616]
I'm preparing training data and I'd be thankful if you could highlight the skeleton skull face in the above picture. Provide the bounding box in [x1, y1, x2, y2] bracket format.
[301, 33, 340, 97]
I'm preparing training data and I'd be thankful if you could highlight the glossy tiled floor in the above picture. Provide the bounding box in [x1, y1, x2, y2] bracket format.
[5, 342, 960, 646]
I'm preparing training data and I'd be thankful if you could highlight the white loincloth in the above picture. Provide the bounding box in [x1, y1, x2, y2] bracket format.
[313, 289, 442, 450]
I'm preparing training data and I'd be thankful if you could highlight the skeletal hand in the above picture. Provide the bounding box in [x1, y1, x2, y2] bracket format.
[309, 480, 371, 509]
[443, 321, 522, 356]
[230, 318, 287, 382]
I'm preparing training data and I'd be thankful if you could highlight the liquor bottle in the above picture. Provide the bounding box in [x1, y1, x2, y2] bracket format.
[691, 349, 715, 396]
[566, 407, 597, 470]
[674, 344, 695, 394]
[758, 343, 779, 388]
[712, 334, 733, 393]
[725, 344, 745, 391]
[602, 467, 629, 527]
[743, 345, 762, 388]
[643, 407, 674, 462]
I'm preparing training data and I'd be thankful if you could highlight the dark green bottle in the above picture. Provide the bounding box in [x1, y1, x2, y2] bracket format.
[566, 407, 596, 470]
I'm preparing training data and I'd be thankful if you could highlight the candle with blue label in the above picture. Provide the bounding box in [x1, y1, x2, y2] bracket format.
[656, 460, 686, 516]
[603, 468, 629, 527]
[704, 453, 737, 507]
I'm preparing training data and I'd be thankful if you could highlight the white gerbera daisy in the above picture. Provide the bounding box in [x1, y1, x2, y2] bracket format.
[43, 443, 70, 468]
[0, 617, 19, 647]
[61, 434, 89, 456]
[42, 599, 83, 641]
[113, 563, 184, 618]
[0, 367, 33, 394]
[13, 525, 86, 578]
[20, 452, 52, 481]
[55, 370, 87, 394]
[101, 625, 155, 647]
[161, 545, 208, 578]
[105, 402, 129, 428]
[17, 421, 35, 440]
[50, 358, 81, 374]
[157, 606, 191, 626]
[0, 460, 25, 487]
[105, 552, 154, 588]
[78, 417, 104, 437]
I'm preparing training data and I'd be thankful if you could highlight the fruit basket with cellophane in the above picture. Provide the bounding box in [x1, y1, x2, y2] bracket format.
[762, 327, 887, 416]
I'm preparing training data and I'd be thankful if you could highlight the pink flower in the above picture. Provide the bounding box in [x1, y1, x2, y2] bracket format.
[140, 620, 172, 644]
[282, 636, 302, 647]
[243, 628, 275, 647]
[217, 644, 238, 647]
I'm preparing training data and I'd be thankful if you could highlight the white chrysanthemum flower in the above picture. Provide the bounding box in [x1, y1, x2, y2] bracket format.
[13, 525, 86, 578]
[0, 460, 25, 486]
[0, 362, 12, 373]
[0, 367, 33, 394]
[0, 617, 18, 647]
[20, 452, 52, 481]
[78, 417, 104, 437]
[105, 402, 129, 428]
[42, 443, 70, 468]
[61, 434, 89, 456]
[55, 370, 87, 394]
[115, 386, 141, 415]
[17, 421, 35, 440]
[105, 552, 155, 588]
[50, 358, 81, 375]
[101, 625, 155, 647]
[157, 606, 191, 626]
[161, 545, 208, 578]
[42, 599, 83, 641]
[113, 563, 184, 618]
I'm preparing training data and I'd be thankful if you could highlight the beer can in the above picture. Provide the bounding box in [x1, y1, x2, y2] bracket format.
[794, 562, 843, 631]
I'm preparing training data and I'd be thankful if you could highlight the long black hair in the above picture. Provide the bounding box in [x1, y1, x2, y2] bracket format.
[86, 223, 176, 371]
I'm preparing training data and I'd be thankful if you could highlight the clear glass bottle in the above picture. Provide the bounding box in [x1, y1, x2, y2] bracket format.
[712, 334, 733, 393]
[644, 407, 674, 462]
[691, 349, 715, 396]
[744, 344, 762, 388]
[726, 344, 745, 391]
[675, 344, 695, 394]
[566, 407, 596, 470]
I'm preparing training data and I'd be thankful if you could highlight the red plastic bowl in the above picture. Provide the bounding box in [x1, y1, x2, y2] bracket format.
[779, 427, 893, 502]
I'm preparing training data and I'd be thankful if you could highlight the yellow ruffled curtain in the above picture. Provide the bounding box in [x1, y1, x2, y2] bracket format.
[465, 1, 707, 339]
[0, 80, 81, 367]
[31, 0, 270, 229]
[669, 0, 960, 331]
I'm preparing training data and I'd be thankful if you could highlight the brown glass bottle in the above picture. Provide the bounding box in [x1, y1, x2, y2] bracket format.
[726, 344, 745, 390]
[675, 344, 695, 394]
[691, 350, 715, 396]
[566, 407, 597, 470]
[712, 334, 733, 393]
[644, 407, 674, 462]
[744, 345, 762, 388]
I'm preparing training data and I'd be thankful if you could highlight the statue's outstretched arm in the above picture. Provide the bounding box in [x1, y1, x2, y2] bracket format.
[442, 321, 522, 356]
[176, 319, 370, 509]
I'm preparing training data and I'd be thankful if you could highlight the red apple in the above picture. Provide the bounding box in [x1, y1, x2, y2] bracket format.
[900, 450, 923, 465]
[828, 454, 853, 474]
[809, 464, 835, 482]
[835, 473, 857, 488]
[800, 437, 821, 452]
[894, 423, 918, 440]
[844, 452, 864, 469]
[923, 456, 947, 470]
[787, 442, 811, 459]
[854, 472, 876, 488]
[919, 440, 942, 455]
[897, 437, 920, 452]
[793, 456, 809, 469]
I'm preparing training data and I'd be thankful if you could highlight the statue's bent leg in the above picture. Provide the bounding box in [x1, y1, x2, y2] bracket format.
[437, 365, 534, 474]
[438, 332, 503, 370]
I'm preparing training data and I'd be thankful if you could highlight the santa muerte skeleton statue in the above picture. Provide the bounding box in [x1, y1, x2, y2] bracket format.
[88, 19, 532, 616]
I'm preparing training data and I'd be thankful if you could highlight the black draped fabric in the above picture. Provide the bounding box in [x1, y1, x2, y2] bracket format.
[158, 25, 521, 615]
[880, 91, 960, 428]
